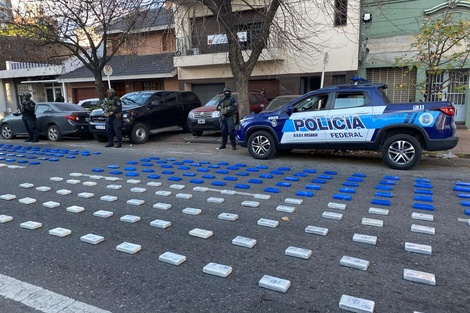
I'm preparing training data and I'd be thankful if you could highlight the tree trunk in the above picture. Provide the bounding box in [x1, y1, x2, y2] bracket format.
[236, 74, 250, 118]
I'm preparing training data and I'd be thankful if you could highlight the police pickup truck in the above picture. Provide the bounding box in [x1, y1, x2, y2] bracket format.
[236, 83, 459, 169]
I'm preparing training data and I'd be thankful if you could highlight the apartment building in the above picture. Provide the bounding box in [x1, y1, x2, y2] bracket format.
[359, 0, 470, 125]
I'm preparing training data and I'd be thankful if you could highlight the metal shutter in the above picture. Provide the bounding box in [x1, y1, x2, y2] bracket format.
[367, 67, 417, 103]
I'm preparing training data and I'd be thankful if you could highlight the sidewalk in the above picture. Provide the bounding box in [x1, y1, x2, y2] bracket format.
[453, 128, 470, 158]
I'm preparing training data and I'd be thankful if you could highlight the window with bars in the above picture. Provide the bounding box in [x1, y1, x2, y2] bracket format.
[367, 67, 417, 103]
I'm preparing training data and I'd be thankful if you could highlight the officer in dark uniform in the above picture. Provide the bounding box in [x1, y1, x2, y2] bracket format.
[55, 90, 64, 102]
[102, 88, 123, 148]
[20, 92, 39, 142]
[216, 87, 237, 150]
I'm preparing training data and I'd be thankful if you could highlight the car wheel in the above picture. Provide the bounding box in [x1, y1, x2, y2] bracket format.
[130, 122, 149, 144]
[47, 125, 63, 141]
[93, 133, 108, 142]
[0, 124, 14, 139]
[190, 129, 203, 137]
[382, 134, 422, 170]
[247, 130, 277, 159]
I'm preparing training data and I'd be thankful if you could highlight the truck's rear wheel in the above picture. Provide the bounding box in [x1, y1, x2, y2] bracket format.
[247, 130, 277, 159]
[130, 122, 149, 144]
[382, 134, 422, 170]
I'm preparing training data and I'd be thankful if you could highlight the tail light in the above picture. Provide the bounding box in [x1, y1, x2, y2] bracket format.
[432, 105, 455, 116]
[66, 115, 79, 121]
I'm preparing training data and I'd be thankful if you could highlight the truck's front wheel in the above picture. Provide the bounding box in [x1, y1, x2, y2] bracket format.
[130, 122, 149, 144]
[247, 130, 277, 159]
[382, 134, 422, 170]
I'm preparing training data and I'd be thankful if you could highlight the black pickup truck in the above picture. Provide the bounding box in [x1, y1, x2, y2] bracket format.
[89, 90, 202, 144]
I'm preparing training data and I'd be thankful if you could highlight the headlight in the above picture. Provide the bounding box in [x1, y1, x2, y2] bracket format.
[212, 111, 221, 118]
[188, 112, 195, 118]
[122, 113, 128, 119]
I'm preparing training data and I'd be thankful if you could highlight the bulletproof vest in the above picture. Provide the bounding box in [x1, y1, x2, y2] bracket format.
[105, 98, 116, 112]
[221, 98, 232, 109]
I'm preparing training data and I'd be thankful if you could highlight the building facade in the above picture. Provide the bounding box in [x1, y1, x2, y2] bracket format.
[172, 0, 361, 104]
[358, 0, 470, 126]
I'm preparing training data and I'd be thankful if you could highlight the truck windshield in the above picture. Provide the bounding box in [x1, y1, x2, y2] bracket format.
[121, 92, 153, 107]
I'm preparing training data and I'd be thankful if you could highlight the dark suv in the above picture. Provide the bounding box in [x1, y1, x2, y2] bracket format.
[89, 90, 202, 144]
[187, 92, 267, 136]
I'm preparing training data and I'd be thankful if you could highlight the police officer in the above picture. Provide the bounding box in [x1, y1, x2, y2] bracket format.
[20, 92, 39, 142]
[216, 87, 237, 150]
[102, 88, 123, 148]
[55, 90, 64, 102]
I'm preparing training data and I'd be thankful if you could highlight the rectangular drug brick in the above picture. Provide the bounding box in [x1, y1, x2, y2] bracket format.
[78, 192, 94, 199]
[0, 215, 13, 223]
[369, 207, 389, 216]
[203, 262, 232, 278]
[155, 190, 171, 196]
[19, 197, 36, 204]
[49, 227, 72, 237]
[411, 212, 434, 222]
[362, 218, 383, 227]
[153, 203, 171, 210]
[116, 242, 141, 254]
[322, 211, 343, 220]
[285, 198, 303, 205]
[405, 242, 432, 255]
[340, 256, 370, 271]
[93, 210, 113, 218]
[0, 194, 16, 200]
[411, 224, 435, 235]
[242, 201, 260, 208]
[159, 252, 186, 266]
[127, 199, 145, 206]
[305, 225, 329, 236]
[20, 221, 42, 230]
[328, 202, 346, 210]
[218, 213, 239, 221]
[130, 187, 146, 193]
[403, 269, 436, 286]
[353, 233, 377, 245]
[170, 184, 185, 190]
[254, 194, 271, 200]
[100, 195, 117, 202]
[80, 234, 104, 245]
[66, 205, 85, 213]
[120, 215, 141, 223]
[43, 201, 60, 209]
[258, 275, 291, 293]
[176, 193, 193, 199]
[207, 197, 224, 203]
[339, 294, 375, 313]
[232, 236, 256, 248]
[150, 219, 171, 229]
[276, 205, 295, 213]
[285, 246, 312, 260]
[106, 184, 122, 190]
[189, 228, 213, 239]
[257, 218, 279, 228]
[182, 208, 201, 215]
[221, 190, 236, 195]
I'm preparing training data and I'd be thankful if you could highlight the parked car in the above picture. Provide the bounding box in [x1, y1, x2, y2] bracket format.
[0, 102, 91, 141]
[89, 90, 202, 144]
[187, 92, 268, 136]
[77, 98, 101, 111]
[265, 95, 302, 111]
[237, 82, 459, 170]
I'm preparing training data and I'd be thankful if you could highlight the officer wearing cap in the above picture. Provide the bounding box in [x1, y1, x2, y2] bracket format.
[20, 92, 39, 142]
[102, 88, 123, 148]
[55, 90, 64, 102]
[216, 87, 237, 150]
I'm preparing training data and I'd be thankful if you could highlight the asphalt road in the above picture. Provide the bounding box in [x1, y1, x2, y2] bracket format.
[0, 131, 469, 313]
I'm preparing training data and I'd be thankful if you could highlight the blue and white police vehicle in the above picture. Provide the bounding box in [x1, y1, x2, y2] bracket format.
[236, 82, 459, 169]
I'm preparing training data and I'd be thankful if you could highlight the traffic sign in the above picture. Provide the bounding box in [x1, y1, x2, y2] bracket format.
[103, 65, 113, 76]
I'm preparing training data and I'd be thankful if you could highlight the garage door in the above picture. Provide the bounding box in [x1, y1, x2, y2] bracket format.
[192, 84, 225, 105]
[74, 88, 99, 103]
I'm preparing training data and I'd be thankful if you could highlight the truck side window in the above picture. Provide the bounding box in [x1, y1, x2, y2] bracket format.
[150, 94, 165, 106]
[293, 94, 328, 112]
[333, 92, 366, 109]
[164, 92, 179, 106]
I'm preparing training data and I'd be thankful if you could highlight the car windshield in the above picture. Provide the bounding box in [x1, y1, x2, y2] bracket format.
[205, 94, 238, 106]
[121, 92, 153, 107]
[265, 96, 300, 111]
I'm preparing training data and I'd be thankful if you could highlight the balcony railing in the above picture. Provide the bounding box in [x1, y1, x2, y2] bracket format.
[175, 34, 282, 57]
[6, 61, 59, 70]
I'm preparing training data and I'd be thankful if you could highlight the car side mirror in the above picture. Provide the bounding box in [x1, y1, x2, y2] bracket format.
[284, 105, 294, 115]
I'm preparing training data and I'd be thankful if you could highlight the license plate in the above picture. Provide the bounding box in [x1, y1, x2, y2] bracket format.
[96, 125, 106, 130]
[197, 119, 205, 124]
